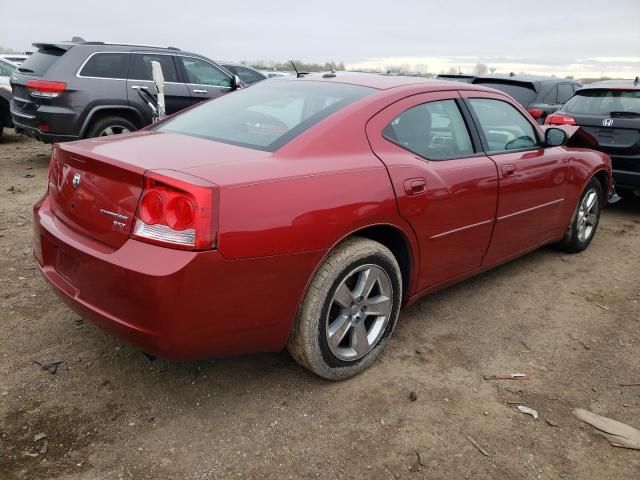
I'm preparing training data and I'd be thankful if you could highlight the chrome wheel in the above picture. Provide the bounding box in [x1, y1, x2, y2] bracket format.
[326, 264, 393, 362]
[99, 125, 131, 136]
[577, 188, 599, 242]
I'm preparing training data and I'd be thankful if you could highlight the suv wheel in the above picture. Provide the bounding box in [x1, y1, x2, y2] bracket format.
[86, 116, 137, 138]
[287, 237, 402, 380]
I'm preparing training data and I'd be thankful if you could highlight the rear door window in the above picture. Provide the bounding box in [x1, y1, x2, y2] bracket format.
[557, 83, 574, 104]
[469, 98, 539, 152]
[130, 53, 179, 82]
[79, 52, 129, 79]
[16, 48, 65, 77]
[382, 99, 474, 160]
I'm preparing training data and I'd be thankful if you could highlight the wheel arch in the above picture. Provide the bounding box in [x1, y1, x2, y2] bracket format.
[592, 169, 610, 198]
[79, 106, 145, 138]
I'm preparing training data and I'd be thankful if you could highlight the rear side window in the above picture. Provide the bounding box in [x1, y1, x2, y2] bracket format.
[469, 98, 539, 152]
[157, 80, 373, 151]
[130, 54, 178, 83]
[473, 81, 537, 105]
[16, 48, 64, 77]
[383, 100, 474, 160]
[223, 65, 264, 85]
[79, 53, 129, 79]
[557, 83, 574, 104]
[564, 89, 640, 115]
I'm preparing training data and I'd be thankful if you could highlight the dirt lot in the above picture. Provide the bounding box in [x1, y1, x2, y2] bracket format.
[0, 129, 639, 479]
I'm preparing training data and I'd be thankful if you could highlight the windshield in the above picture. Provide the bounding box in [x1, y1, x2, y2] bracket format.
[564, 89, 640, 115]
[157, 80, 374, 151]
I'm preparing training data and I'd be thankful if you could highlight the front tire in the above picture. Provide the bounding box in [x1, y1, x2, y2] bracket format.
[288, 237, 402, 380]
[556, 177, 603, 253]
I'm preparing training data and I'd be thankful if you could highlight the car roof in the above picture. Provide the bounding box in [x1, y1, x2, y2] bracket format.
[577, 78, 640, 91]
[474, 74, 579, 85]
[33, 41, 182, 53]
[280, 71, 489, 91]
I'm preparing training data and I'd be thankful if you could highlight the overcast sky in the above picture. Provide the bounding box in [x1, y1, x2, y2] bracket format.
[1, 0, 639, 77]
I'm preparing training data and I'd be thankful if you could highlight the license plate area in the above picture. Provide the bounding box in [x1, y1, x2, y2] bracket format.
[55, 248, 79, 287]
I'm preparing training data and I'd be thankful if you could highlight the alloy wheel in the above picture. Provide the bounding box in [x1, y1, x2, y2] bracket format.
[577, 188, 599, 243]
[326, 264, 393, 361]
[99, 125, 131, 136]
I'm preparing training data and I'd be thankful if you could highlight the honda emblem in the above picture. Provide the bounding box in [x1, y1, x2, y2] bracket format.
[602, 118, 614, 127]
[72, 173, 81, 189]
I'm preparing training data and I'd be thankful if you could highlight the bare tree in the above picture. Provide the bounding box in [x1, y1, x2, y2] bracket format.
[472, 63, 489, 76]
[447, 67, 458, 75]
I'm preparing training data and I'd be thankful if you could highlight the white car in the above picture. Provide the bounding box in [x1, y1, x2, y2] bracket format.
[0, 57, 17, 85]
[0, 54, 29, 65]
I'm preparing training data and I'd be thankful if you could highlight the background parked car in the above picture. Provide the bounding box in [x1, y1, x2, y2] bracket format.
[0, 57, 17, 141]
[470, 74, 582, 123]
[260, 70, 292, 78]
[435, 73, 475, 83]
[219, 62, 267, 85]
[0, 54, 29, 65]
[546, 78, 640, 195]
[10, 41, 242, 143]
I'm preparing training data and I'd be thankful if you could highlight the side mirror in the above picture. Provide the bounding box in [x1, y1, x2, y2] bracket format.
[230, 75, 242, 91]
[545, 127, 567, 147]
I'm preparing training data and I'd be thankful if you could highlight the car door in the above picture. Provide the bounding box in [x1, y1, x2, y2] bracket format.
[127, 52, 191, 120]
[461, 92, 570, 264]
[367, 91, 498, 291]
[178, 56, 233, 106]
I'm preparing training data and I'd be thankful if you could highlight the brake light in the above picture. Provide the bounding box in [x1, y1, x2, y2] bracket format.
[25, 80, 67, 98]
[545, 113, 576, 126]
[132, 170, 218, 250]
[527, 108, 544, 119]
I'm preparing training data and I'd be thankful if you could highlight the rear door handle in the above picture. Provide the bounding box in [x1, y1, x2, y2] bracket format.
[501, 164, 517, 177]
[193, 89, 207, 94]
[131, 85, 148, 90]
[403, 178, 427, 196]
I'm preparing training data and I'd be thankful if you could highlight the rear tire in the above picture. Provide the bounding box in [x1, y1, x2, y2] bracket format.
[555, 177, 603, 253]
[287, 237, 402, 380]
[0, 126, 3, 143]
[85, 116, 137, 138]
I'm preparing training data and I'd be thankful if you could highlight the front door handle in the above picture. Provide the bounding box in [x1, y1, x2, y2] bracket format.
[501, 164, 517, 177]
[193, 89, 208, 94]
[404, 178, 427, 196]
[131, 85, 148, 90]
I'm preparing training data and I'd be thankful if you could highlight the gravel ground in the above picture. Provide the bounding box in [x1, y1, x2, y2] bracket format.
[1, 129, 639, 480]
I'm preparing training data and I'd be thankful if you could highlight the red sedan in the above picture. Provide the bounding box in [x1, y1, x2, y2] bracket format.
[33, 73, 612, 379]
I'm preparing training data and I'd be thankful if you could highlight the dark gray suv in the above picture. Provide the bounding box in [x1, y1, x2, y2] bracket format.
[10, 41, 239, 143]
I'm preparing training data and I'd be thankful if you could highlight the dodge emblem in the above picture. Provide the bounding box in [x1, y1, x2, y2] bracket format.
[602, 118, 614, 127]
[72, 173, 81, 189]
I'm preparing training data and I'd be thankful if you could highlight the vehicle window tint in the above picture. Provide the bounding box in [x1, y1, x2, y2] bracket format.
[472, 80, 537, 105]
[157, 81, 373, 151]
[557, 83, 574, 104]
[223, 65, 264, 85]
[564, 89, 640, 115]
[181, 57, 230, 87]
[79, 53, 129, 79]
[382, 100, 474, 160]
[0, 60, 15, 77]
[16, 48, 64, 77]
[469, 98, 539, 152]
[130, 54, 178, 82]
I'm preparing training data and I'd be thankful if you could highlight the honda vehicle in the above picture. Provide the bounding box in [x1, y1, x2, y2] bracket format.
[33, 74, 611, 379]
[546, 78, 640, 194]
[0, 57, 17, 141]
[10, 41, 242, 143]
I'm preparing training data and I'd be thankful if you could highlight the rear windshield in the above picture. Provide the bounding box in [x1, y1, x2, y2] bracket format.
[17, 48, 65, 76]
[157, 80, 374, 151]
[473, 81, 537, 105]
[564, 89, 640, 115]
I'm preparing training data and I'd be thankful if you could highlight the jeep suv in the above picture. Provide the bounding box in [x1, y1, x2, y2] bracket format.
[10, 41, 240, 143]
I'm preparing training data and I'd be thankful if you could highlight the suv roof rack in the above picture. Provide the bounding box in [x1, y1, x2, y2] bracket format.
[80, 41, 181, 51]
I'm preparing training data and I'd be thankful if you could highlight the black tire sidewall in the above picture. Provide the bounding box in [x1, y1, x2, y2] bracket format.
[86, 116, 137, 139]
[317, 253, 402, 368]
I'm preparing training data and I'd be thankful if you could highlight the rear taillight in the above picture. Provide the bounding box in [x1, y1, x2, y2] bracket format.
[25, 80, 67, 98]
[527, 108, 544, 119]
[47, 147, 61, 192]
[132, 170, 218, 251]
[545, 113, 576, 126]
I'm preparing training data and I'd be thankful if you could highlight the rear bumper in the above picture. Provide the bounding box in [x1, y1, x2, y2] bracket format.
[11, 98, 80, 143]
[33, 195, 323, 360]
[610, 154, 640, 188]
